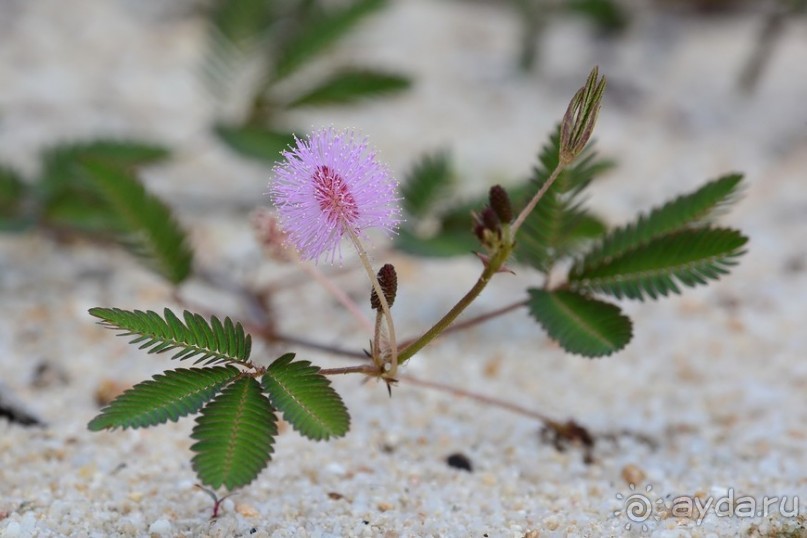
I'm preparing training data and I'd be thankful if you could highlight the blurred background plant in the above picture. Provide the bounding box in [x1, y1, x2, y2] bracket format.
[204, 0, 412, 163]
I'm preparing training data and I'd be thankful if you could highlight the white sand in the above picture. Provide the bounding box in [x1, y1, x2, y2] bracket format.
[1, 1, 806, 536]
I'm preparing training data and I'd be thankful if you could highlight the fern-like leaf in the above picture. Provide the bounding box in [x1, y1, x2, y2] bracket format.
[514, 128, 615, 272]
[569, 227, 748, 300]
[191, 377, 277, 490]
[400, 150, 454, 217]
[527, 288, 632, 357]
[573, 173, 744, 274]
[215, 124, 295, 164]
[88, 366, 240, 431]
[261, 353, 350, 441]
[272, 0, 386, 81]
[78, 159, 192, 284]
[287, 69, 411, 108]
[89, 308, 252, 365]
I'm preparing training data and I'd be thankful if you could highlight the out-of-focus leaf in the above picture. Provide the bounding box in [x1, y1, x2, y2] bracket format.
[0, 164, 33, 231]
[273, 0, 386, 81]
[287, 69, 411, 108]
[568, 0, 629, 34]
[394, 227, 478, 258]
[37, 139, 170, 233]
[215, 124, 295, 164]
[400, 150, 453, 217]
[79, 160, 193, 284]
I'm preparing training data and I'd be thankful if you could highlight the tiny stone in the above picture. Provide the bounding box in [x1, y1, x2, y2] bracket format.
[94, 379, 129, 407]
[236, 503, 259, 517]
[148, 518, 172, 536]
[4, 521, 21, 537]
[621, 463, 646, 485]
[446, 452, 473, 472]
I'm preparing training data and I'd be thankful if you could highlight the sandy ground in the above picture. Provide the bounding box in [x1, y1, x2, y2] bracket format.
[1, 1, 806, 536]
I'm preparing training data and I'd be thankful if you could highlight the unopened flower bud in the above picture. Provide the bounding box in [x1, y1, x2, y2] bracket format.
[560, 66, 606, 163]
[481, 207, 500, 234]
[488, 185, 513, 223]
[370, 263, 397, 310]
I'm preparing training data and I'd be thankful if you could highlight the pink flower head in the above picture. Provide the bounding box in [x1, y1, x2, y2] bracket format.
[270, 127, 401, 263]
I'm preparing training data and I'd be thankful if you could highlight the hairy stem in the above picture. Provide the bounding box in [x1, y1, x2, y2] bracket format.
[398, 299, 528, 349]
[397, 245, 509, 364]
[510, 157, 569, 236]
[397, 372, 559, 427]
[319, 365, 378, 376]
[345, 228, 398, 377]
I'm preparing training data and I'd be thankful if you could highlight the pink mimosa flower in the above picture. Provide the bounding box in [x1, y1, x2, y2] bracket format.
[270, 128, 400, 263]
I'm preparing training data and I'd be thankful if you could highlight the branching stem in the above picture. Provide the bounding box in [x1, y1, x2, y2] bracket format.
[397, 156, 569, 365]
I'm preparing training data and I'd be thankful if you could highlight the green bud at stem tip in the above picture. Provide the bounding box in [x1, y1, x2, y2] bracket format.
[560, 66, 606, 162]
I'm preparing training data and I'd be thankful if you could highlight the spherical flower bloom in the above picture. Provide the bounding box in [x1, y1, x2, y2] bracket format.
[270, 127, 401, 263]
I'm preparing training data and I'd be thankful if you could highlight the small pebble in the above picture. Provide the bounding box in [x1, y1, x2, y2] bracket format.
[621, 463, 646, 485]
[446, 452, 473, 472]
[236, 503, 259, 517]
[3, 521, 21, 537]
[148, 518, 172, 536]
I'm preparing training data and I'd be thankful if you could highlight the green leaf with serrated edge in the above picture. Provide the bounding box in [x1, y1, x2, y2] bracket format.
[89, 308, 252, 365]
[215, 124, 295, 164]
[288, 69, 411, 108]
[191, 377, 277, 490]
[513, 127, 615, 273]
[401, 150, 453, 217]
[527, 288, 632, 357]
[262, 353, 349, 441]
[272, 0, 386, 81]
[569, 227, 748, 301]
[78, 159, 192, 284]
[573, 173, 744, 275]
[88, 366, 240, 431]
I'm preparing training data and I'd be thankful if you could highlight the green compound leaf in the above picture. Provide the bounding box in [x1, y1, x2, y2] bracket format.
[214, 124, 295, 164]
[262, 353, 350, 441]
[574, 173, 744, 274]
[273, 0, 386, 81]
[527, 288, 632, 357]
[88, 366, 241, 431]
[288, 69, 411, 108]
[191, 377, 277, 490]
[78, 159, 192, 284]
[569, 227, 748, 301]
[514, 127, 614, 273]
[400, 150, 454, 217]
[89, 308, 252, 365]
